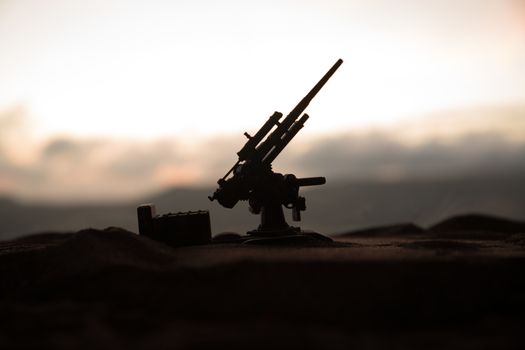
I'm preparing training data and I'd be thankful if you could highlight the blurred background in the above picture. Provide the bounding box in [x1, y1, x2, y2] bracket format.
[1, 0, 524, 238]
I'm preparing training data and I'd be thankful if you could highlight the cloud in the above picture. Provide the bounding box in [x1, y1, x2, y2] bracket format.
[1, 104, 525, 202]
[282, 131, 525, 182]
[0, 106, 34, 192]
[0, 105, 27, 150]
[42, 139, 85, 158]
[2, 130, 525, 202]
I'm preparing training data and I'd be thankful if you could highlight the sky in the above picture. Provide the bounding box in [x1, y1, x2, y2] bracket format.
[0, 0, 525, 202]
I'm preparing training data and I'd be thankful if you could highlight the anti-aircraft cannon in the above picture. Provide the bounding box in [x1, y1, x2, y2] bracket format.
[209, 59, 343, 240]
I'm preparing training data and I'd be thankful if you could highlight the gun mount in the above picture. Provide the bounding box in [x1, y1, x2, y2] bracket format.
[209, 59, 343, 241]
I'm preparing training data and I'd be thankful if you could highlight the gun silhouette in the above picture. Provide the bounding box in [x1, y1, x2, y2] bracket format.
[209, 59, 343, 236]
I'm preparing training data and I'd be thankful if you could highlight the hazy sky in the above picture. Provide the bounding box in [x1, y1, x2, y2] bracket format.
[1, 0, 524, 137]
[1, 0, 524, 201]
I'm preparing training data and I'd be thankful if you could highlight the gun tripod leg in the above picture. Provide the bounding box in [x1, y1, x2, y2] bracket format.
[245, 203, 333, 244]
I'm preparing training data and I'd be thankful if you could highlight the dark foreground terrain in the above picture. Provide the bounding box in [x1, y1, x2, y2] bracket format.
[1, 214, 524, 349]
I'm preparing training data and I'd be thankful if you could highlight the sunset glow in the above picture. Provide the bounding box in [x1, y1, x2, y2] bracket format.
[1, 0, 524, 201]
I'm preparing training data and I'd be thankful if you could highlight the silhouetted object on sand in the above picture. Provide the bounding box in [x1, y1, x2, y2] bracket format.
[137, 204, 211, 247]
[209, 59, 343, 243]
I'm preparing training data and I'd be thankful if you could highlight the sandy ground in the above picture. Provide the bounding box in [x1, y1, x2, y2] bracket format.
[0, 215, 524, 349]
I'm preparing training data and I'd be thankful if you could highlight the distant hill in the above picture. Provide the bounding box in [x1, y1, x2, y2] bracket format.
[1, 174, 524, 240]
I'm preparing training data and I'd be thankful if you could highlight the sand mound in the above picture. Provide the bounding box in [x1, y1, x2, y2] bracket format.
[61, 227, 176, 264]
[0, 227, 179, 299]
[339, 223, 425, 237]
[400, 240, 483, 251]
[428, 214, 525, 239]
[0, 220, 524, 349]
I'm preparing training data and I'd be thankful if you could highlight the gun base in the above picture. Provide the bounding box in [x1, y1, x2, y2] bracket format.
[243, 229, 333, 245]
[247, 225, 299, 237]
[244, 198, 332, 243]
[252, 202, 290, 233]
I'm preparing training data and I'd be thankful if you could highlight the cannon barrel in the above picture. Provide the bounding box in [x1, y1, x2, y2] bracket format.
[262, 113, 309, 166]
[296, 176, 326, 187]
[237, 111, 283, 161]
[256, 59, 343, 161]
[210, 59, 341, 207]
[288, 58, 343, 122]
